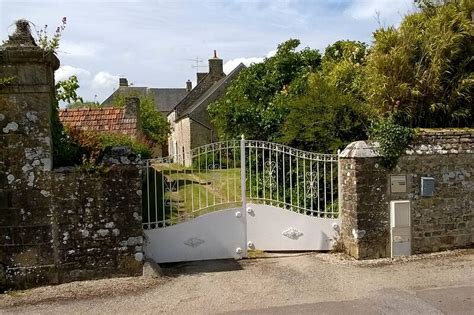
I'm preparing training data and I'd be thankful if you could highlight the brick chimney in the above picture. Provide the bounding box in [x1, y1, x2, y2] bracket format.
[186, 79, 192, 92]
[208, 50, 224, 77]
[119, 77, 128, 87]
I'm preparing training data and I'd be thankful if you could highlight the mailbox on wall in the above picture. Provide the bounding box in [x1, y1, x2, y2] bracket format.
[421, 177, 435, 197]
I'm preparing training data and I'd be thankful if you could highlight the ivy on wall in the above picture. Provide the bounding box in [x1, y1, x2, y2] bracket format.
[369, 116, 414, 169]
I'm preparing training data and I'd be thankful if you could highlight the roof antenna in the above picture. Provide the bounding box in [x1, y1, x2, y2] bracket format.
[188, 56, 205, 73]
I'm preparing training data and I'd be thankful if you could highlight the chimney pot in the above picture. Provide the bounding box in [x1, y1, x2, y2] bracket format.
[186, 80, 192, 92]
[119, 77, 128, 87]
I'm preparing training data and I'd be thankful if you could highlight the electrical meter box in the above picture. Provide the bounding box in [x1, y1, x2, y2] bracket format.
[421, 177, 435, 196]
[390, 200, 411, 257]
[390, 175, 407, 193]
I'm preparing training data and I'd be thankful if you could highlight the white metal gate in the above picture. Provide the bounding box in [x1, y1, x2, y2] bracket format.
[143, 137, 340, 263]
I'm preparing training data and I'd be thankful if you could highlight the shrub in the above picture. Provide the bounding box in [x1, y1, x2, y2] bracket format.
[369, 116, 414, 169]
[63, 128, 152, 166]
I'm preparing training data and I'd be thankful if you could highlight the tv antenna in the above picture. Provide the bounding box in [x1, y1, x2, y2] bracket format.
[186, 56, 205, 73]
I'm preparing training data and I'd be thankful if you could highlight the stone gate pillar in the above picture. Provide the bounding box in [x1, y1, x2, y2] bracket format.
[339, 141, 390, 259]
[0, 20, 59, 288]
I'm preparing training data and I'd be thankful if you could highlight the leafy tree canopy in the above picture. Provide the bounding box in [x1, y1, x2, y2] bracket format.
[208, 39, 322, 141]
[56, 75, 84, 104]
[364, 0, 474, 127]
[280, 73, 368, 153]
[321, 40, 368, 100]
[113, 93, 170, 144]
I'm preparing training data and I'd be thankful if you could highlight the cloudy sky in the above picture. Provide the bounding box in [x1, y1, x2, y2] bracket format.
[1, 0, 415, 103]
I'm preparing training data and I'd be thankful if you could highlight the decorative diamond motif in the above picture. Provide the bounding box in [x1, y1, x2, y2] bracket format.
[184, 237, 205, 248]
[282, 227, 303, 240]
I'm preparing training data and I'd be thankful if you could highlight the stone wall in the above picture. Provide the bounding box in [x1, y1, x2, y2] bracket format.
[51, 166, 143, 284]
[340, 129, 474, 259]
[0, 21, 143, 290]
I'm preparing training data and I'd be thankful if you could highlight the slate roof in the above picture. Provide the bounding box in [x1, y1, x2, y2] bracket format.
[149, 88, 189, 113]
[58, 107, 138, 137]
[178, 63, 247, 119]
[101, 87, 187, 114]
[169, 73, 211, 116]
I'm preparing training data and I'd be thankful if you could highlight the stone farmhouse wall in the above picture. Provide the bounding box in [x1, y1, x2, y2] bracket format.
[340, 129, 474, 259]
[0, 21, 142, 290]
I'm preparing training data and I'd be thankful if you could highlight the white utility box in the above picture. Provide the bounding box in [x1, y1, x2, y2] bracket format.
[390, 200, 411, 257]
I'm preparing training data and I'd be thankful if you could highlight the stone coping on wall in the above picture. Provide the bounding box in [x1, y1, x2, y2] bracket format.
[340, 128, 474, 159]
[408, 128, 474, 155]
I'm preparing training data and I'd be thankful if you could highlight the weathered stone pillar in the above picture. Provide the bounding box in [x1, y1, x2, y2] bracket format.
[339, 141, 390, 259]
[0, 20, 59, 288]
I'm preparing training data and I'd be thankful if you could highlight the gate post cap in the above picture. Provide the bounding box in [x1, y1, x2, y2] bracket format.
[339, 141, 381, 158]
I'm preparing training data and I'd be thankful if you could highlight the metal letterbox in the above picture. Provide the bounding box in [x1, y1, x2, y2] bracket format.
[421, 177, 435, 196]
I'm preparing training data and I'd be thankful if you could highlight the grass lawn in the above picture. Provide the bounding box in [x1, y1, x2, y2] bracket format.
[149, 164, 242, 224]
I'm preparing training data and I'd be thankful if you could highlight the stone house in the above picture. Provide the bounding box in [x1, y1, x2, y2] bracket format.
[168, 51, 246, 165]
[101, 78, 189, 116]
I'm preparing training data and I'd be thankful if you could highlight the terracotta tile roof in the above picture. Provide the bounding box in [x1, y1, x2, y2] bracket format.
[58, 107, 138, 137]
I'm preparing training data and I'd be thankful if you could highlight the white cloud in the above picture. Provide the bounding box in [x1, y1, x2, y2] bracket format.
[344, 0, 414, 21]
[224, 57, 263, 74]
[223, 50, 276, 74]
[92, 71, 119, 90]
[266, 50, 277, 58]
[58, 40, 101, 58]
[55, 65, 90, 81]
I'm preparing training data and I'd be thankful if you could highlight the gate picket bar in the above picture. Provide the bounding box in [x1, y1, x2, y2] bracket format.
[142, 137, 341, 263]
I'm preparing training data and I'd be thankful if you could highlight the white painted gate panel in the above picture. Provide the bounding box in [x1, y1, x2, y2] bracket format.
[144, 208, 246, 263]
[143, 138, 340, 263]
[246, 204, 340, 251]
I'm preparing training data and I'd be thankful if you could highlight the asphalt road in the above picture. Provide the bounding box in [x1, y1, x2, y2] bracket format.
[1, 250, 473, 314]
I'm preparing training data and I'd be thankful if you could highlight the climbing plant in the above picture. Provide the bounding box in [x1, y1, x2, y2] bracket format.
[0, 76, 15, 87]
[369, 116, 415, 169]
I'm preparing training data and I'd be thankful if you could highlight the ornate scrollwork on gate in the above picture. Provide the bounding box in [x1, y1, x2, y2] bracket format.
[305, 171, 319, 199]
[164, 179, 177, 192]
[263, 160, 277, 190]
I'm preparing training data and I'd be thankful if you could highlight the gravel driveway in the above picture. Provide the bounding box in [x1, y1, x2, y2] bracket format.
[1, 249, 473, 314]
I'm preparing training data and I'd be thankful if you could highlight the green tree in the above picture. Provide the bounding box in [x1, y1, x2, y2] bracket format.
[56, 75, 84, 103]
[66, 101, 101, 109]
[114, 93, 170, 144]
[208, 39, 321, 141]
[364, 0, 474, 127]
[321, 40, 368, 100]
[280, 73, 368, 153]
